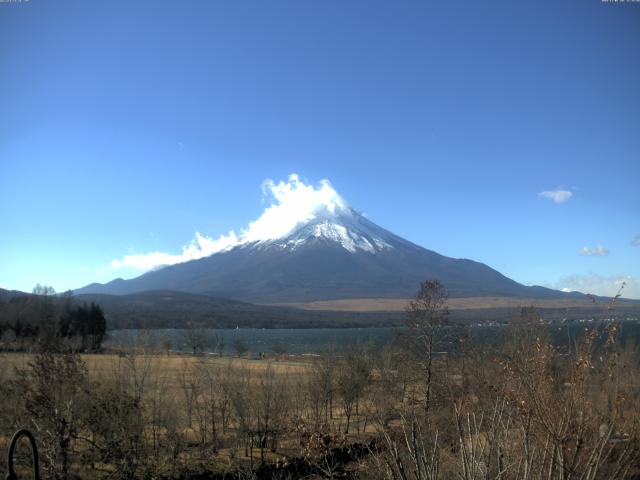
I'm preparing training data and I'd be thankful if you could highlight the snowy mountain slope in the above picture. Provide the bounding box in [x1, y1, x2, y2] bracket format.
[257, 208, 394, 253]
[75, 207, 577, 303]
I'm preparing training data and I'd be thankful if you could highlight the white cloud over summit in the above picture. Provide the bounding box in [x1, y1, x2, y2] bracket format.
[243, 175, 347, 243]
[110, 174, 347, 271]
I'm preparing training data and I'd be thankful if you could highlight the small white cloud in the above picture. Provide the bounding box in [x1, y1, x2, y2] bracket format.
[552, 273, 639, 300]
[632, 235, 640, 247]
[110, 174, 349, 272]
[579, 246, 610, 257]
[538, 187, 573, 204]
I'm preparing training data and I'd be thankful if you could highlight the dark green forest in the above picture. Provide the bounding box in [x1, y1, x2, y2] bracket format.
[0, 286, 106, 351]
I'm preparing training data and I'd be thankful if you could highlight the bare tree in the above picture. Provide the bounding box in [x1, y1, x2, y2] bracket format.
[271, 340, 289, 356]
[194, 360, 222, 452]
[252, 365, 290, 464]
[178, 360, 201, 429]
[228, 364, 253, 459]
[403, 280, 449, 419]
[233, 338, 249, 357]
[336, 346, 371, 434]
[310, 346, 338, 426]
[83, 385, 146, 479]
[11, 352, 88, 480]
[181, 324, 207, 355]
[160, 334, 172, 355]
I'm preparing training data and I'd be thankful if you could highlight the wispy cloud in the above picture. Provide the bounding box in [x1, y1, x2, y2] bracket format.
[552, 273, 638, 300]
[632, 235, 640, 247]
[110, 174, 348, 272]
[579, 246, 610, 257]
[110, 231, 239, 271]
[538, 187, 573, 204]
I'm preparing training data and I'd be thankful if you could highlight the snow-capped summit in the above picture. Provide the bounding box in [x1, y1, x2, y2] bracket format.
[260, 208, 393, 254]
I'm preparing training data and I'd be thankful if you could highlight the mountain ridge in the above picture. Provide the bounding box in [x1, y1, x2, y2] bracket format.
[75, 207, 585, 302]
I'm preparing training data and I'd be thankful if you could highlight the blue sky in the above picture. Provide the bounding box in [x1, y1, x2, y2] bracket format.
[1, 0, 639, 298]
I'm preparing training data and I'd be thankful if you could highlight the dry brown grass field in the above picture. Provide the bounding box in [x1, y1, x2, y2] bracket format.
[0, 352, 293, 375]
[272, 296, 640, 311]
[2, 314, 640, 479]
[0, 352, 312, 396]
[0, 350, 380, 479]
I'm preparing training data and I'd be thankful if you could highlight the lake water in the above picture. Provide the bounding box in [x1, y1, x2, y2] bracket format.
[104, 319, 640, 356]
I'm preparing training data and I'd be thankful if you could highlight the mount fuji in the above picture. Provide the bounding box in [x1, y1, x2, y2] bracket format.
[75, 205, 571, 303]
